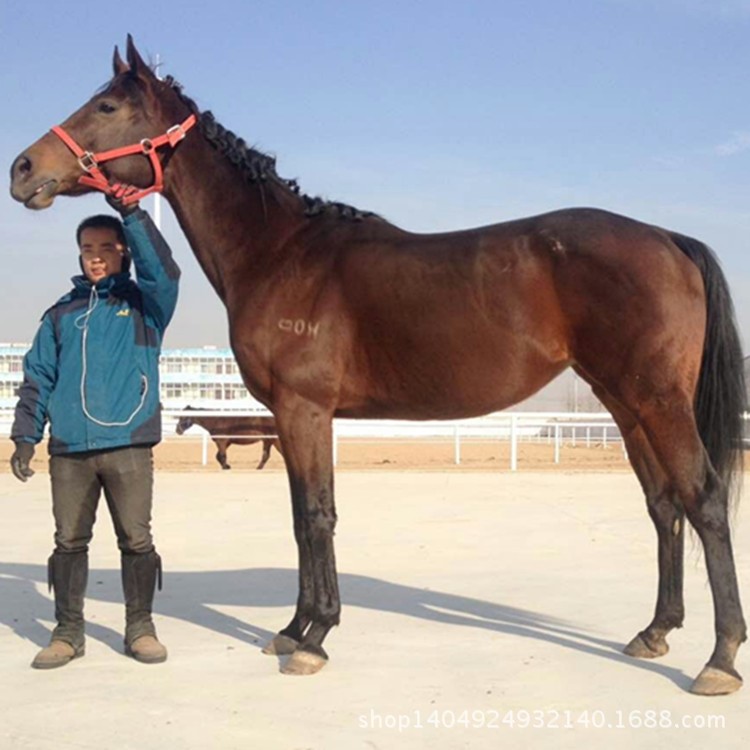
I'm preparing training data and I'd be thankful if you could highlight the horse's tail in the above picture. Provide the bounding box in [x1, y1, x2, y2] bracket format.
[670, 232, 746, 503]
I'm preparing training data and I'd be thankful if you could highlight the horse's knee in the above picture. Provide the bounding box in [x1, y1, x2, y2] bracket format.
[294, 506, 337, 540]
[309, 509, 337, 539]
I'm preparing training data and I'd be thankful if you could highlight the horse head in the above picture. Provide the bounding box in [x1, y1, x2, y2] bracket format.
[175, 405, 197, 435]
[10, 36, 193, 210]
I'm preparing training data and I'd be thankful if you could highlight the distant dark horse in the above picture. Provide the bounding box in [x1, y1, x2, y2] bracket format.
[10, 37, 746, 693]
[176, 406, 281, 470]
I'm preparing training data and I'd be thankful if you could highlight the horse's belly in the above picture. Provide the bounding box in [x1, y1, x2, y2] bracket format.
[338, 343, 568, 420]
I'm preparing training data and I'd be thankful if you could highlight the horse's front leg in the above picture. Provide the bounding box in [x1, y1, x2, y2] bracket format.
[262, 400, 339, 675]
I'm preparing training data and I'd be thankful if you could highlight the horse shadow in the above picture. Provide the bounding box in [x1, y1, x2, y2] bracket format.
[0, 562, 693, 689]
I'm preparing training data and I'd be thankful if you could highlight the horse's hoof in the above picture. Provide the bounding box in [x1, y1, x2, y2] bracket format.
[690, 666, 743, 696]
[623, 633, 668, 659]
[261, 634, 299, 656]
[279, 648, 327, 676]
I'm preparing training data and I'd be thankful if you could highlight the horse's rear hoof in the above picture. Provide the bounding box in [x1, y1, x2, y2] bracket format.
[280, 648, 327, 676]
[262, 634, 298, 656]
[690, 666, 743, 696]
[623, 633, 668, 659]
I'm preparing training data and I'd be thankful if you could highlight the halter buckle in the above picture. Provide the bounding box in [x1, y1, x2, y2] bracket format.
[166, 123, 187, 146]
[140, 138, 155, 154]
[78, 152, 98, 172]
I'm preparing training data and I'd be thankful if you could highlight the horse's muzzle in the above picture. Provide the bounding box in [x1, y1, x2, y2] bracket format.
[10, 152, 59, 208]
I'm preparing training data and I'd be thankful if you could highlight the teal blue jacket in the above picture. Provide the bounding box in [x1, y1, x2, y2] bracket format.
[11, 209, 180, 454]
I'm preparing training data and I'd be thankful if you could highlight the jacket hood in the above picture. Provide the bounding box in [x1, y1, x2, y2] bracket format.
[71, 271, 134, 297]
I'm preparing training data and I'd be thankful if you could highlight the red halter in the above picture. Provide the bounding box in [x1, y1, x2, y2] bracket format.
[50, 114, 197, 205]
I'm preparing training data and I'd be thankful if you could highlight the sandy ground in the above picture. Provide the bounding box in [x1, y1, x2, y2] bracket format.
[1, 463, 749, 750]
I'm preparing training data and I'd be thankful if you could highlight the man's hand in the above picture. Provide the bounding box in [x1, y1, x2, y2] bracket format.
[10, 442, 35, 482]
[105, 193, 139, 217]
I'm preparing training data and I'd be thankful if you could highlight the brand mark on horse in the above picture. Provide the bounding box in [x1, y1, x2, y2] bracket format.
[278, 318, 320, 339]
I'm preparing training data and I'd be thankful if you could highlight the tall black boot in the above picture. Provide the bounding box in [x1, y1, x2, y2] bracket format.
[31, 551, 87, 669]
[121, 550, 167, 663]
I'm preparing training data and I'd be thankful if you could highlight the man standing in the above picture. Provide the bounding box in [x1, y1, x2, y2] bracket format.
[9, 197, 179, 669]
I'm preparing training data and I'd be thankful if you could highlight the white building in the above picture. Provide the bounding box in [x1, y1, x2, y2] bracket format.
[0, 343, 266, 412]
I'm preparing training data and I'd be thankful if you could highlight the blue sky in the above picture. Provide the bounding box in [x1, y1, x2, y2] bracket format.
[2, 0, 750, 351]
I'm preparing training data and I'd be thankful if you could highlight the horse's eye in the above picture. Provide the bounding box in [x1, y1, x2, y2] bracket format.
[98, 101, 117, 114]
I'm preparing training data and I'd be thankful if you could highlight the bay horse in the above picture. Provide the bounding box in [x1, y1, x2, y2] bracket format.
[9, 37, 746, 694]
[175, 406, 281, 470]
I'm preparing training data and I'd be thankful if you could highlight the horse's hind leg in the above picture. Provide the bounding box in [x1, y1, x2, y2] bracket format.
[256, 440, 272, 470]
[620, 391, 745, 694]
[595, 389, 685, 659]
[214, 439, 231, 470]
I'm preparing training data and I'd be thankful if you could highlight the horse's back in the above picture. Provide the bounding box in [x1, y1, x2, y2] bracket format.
[198, 416, 278, 438]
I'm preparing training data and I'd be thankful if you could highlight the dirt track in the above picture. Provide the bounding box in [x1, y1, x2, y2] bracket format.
[0, 437, 632, 474]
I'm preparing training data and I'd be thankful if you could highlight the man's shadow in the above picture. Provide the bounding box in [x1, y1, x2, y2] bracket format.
[0, 562, 693, 689]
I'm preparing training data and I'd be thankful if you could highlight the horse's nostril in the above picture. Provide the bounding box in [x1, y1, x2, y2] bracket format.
[14, 155, 32, 176]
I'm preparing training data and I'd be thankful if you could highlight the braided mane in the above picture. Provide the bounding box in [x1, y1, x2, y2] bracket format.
[164, 76, 374, 221]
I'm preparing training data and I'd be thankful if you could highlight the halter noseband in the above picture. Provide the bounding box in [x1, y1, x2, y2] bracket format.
[50, 113, 197, 205]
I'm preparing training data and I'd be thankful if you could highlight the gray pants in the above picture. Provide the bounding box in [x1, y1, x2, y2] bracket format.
[49, 446, 154, 555]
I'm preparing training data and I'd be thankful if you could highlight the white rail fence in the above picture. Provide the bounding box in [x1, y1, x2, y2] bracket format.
[3, 410, 747, 471]
[169, 410, 632, 469]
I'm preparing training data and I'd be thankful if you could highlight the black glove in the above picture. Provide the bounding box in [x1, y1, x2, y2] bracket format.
[10, 441, 35, 482]
[105, 193, 139, 217]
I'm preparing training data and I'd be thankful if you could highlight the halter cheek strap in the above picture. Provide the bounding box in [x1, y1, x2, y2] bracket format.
[50, 113, 197, 205]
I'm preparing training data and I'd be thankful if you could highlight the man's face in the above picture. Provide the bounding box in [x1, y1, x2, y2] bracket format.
[79, 227, 124, 283]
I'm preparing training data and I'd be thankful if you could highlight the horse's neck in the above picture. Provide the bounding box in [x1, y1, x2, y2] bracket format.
[164, 139, 305, 305]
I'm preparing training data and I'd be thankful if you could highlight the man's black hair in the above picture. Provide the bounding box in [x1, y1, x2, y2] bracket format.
[76, 214, 127, 248]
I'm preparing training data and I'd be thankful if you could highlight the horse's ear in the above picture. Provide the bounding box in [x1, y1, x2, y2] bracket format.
[113, 45, 129, 76]
[125, 34, 150, 77]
